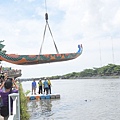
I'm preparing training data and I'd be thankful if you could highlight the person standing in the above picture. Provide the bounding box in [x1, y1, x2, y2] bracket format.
[32, 79, 36, 95]
[48, 79, 51, 94]
[38, 79, 42, 94]
[0, 78, 19, 120]
[43, 78, 48, 95]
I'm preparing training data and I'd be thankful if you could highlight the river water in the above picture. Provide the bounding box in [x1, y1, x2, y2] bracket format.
[22, 79, 120, 120]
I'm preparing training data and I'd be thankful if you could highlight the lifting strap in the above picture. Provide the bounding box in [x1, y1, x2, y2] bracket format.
[39, 13, 59, 55]
[39, 0, 59, 55]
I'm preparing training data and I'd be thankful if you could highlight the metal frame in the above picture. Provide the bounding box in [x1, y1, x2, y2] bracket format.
[8, 93, 20, 120]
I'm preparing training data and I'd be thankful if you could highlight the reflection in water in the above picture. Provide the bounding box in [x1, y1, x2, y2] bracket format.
[28, 99, 54, 120]
[40, 99, 54, 117]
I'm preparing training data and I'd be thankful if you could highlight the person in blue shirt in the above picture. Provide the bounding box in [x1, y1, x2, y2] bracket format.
[43, 78, 49, 95]
[32, 79, 36, 95]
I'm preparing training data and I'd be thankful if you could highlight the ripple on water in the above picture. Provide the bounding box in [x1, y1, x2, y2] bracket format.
[28, 99, 55, 120]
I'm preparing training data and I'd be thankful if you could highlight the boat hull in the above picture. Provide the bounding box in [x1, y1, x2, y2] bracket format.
[0, 52, 81, 65]
[0, 44, 83, 65]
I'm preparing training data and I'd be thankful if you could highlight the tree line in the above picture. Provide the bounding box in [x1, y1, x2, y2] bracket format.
[49, 64, 120, 79]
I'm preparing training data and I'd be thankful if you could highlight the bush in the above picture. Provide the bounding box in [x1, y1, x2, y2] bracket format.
[19, 84, 30, 120]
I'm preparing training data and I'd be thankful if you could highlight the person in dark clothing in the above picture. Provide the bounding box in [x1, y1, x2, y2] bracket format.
[0, 78, 18, 120]
[38, 79, 42, 94]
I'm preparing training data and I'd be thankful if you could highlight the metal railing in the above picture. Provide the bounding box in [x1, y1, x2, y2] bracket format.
[8, 93, 20, 120]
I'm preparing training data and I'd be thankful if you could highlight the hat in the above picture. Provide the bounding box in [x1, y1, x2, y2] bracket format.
[4, 79, 12, 89]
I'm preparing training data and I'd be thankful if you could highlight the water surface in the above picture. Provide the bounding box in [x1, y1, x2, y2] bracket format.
[22, 79, 120, 120]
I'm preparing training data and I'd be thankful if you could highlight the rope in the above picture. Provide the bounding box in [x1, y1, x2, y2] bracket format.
[45, 0, 47, 13]
[39, 1, 59, 55]
[39, 23, 47, 55]
[47, 21, 59, 54]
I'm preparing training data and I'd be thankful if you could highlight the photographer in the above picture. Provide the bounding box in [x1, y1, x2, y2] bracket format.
[0, 77, 18, 120]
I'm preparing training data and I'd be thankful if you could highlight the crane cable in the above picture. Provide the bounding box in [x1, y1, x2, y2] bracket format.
[39, 0, 59, 55]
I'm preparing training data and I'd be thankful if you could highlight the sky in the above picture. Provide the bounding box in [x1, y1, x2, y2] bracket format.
[0, 0, 120, 78]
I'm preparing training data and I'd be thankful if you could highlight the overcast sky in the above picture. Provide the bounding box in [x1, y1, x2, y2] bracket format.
[0, 0, 120, 78]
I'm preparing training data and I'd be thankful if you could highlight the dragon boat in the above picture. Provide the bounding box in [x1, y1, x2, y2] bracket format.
[0, 40, 83, 65]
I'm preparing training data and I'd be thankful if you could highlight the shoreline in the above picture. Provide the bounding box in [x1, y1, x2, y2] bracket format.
[19, 75, 120, 81]
[75, 76, 120, 79]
